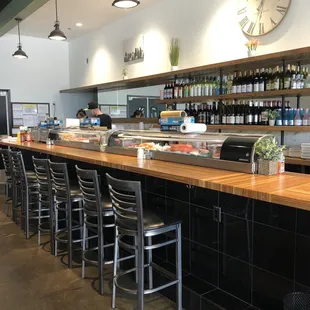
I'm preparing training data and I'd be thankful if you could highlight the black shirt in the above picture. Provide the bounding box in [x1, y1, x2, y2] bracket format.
[98, 114, 112, 129]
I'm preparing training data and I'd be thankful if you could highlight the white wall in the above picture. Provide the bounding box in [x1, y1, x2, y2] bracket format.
[0, 34, 69, 119]
[68, 0, 310, 88]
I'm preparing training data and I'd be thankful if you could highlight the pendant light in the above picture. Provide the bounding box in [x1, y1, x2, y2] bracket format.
[12, 18, 28, 59]
[112, 0, 140, 9]
[48, 0, 67, 41]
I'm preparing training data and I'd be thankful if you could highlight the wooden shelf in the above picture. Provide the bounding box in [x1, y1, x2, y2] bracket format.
[154, 89, 310, 104]
[207, 125, 310, 132]
[286, 157, 310, 166]
[60, 46, 310, 94]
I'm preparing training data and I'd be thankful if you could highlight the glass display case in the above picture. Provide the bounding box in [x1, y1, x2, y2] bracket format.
[49, 128, 110, 151]
[107, 130, 273, 173]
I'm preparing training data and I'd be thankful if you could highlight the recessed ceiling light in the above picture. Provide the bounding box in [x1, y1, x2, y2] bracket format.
[112, 0, 140, 9]
[76, 23, 83, 27]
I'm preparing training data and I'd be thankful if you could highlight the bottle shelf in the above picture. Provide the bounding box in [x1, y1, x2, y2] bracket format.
[155, 88, 310, 104]
[207, 125, 310, 132]
[286, 157, 310, 166]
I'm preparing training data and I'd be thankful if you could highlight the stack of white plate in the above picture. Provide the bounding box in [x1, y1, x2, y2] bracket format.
[301, 143, 310, 159]
[288, 147, 301, 158]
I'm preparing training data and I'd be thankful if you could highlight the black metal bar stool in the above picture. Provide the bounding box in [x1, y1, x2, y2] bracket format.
[32, 157, 55, 250]
[49, 161, 84, 269]
[106, 174, 182, 310]
[0, 149, 13, 217]
[10, 151, 45, 240]
[76, 166, 115, 295]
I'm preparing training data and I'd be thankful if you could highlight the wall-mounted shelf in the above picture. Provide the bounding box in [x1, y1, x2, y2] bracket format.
[286, 157, 310, 166]
[154, 89, 310, 104]
[60, 46, 310, 94]
[207, 125, 310, 132]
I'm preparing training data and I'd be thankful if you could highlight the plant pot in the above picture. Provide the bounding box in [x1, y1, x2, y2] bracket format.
[258, 159, 278, 175]
[123, 76, 128, 80]
[247, 50, 256, 57]
[269, 120, 275, 126]
[171, 66, 179, 71]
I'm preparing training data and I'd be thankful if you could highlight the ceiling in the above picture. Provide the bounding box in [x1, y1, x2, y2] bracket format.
[8, 0, 161, 40]
[0, 0, 12, 12]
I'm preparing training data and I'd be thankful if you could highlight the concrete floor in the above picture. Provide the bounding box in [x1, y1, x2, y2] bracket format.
[0, 200, 175, 310]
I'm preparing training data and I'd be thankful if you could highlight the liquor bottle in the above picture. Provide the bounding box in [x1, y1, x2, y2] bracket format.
[284, 64, 292, 89]
[304, 68, 310, 88]
[291, 66, 297, 89]
[246, 101, 253, 125]
[239, 101, 245, 124]
[301, 68, 305, 89]
[183, 79, 189, 98]
[266, 68, 273, 91]
[173, 80, 179, 99]
[192, 104, 198, 121]
[294, 108, 302, 126]
[230, 101, 235, 125]
[260, 101, 268, 125]
[296, 66, 302, 89]
[222, 76, 228, 95]
[201, 77, 206, 96]
[189, 79, 194, 97]
[303, 108, 309, 126]
[235, 101, 240, 124]
[241, 71, 247, 93]
[254, 69, 260, 92]
[210, 102, 215, 125]
[282, 103, 288, 126]
[227, 74, 233, 94]
[259, 68, 265, 92]
[221, 102, 227, 124]
[276, 108, 282, 126]
[246, 70, 253, 93]
[205, 77, 210, 96]
[236, 72, 242, 94]
[215, 102, 220, 124]
[163, 83, 168, 99]
[253, 101, 259, 125]
[273, 66, 280, 90]
[279, 66, 284, 90]
[197, 105, 204, 123]
[232, 72, 237, 94]
[178, 80, 184, 98]
[184, 103, 189, 116]
[197, 78, 202, 96]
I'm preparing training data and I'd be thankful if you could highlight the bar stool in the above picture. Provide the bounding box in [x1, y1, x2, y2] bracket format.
[49, 161, 84, 269]
[76, 166, 115, 295]
[0, 149, 13, 217]
[32, 157, 55, 250]
[10, 151, 45, 240]
[106, 174, 182, 310]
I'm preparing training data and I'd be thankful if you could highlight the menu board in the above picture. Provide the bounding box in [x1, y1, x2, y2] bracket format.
[12, 102, 50, 129]
[99, 104, 127, 118]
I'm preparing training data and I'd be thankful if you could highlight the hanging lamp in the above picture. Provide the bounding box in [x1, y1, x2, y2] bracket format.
[112, 0, 140, 9]
[12, 18, 28, 59]
[48, 0, 67, 41]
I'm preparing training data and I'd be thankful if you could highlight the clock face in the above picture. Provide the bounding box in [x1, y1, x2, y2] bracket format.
[237, 0, 291, 36]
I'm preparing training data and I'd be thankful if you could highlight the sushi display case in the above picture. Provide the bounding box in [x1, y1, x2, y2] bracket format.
[106, 130, 273, 173]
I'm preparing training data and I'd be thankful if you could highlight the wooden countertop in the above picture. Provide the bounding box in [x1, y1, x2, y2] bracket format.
[2, 141, 310, 211]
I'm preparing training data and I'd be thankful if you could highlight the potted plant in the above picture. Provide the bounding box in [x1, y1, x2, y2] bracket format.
[169, 38, 180, 71]
[245, 39, 258, 57]
[122, 66, 128, 80]
[255, 138, 286, 175]
[267, 109, 279, 126]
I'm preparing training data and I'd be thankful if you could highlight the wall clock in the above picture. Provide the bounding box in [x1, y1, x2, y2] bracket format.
[237, 0, 291, 36]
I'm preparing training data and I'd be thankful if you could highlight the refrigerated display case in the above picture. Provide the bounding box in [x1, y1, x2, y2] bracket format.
[107, 130, 273, 173]
[49, 128, 110, 151]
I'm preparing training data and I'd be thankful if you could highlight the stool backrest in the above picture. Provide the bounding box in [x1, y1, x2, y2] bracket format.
[106, 173, 143, 233]
[49, 161, 70, 203]
[10, 151, 27, 186]
[76, 166, 101, 214]
[32, 157, 53, 203]
[0, 149, 12, 177]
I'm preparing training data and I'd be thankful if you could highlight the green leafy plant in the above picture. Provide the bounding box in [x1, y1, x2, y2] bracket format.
[267, 109, 279, 120]
[255, 138, 286, 161]
[122, 66, 128, 77]
[169, 38, 180, 66]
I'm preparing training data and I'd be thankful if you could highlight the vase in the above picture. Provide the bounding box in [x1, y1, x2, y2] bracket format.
[269, 120, 275, 126]
[171, 66, 179, 71]
[258, 159, 278, 175]
[247, 50, 256, 57]
[123, 76, 128, 80]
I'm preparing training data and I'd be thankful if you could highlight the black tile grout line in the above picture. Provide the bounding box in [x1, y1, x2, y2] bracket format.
[201, 287, 252, 309]
[293, 208, 298, 293]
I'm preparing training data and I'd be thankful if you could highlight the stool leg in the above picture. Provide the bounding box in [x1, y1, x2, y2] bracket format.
[38, 200, 41, 246]
[12, 183, 16, 222]
[50, 200, 55, 256]
[78, 205, 83, 248]
[134, 236, 138, 283]
[111, 226, 118, 309]
[4, 183, 8, 217]
[54, 206, 58, 257]
[98, 217, 104, 296]
[176, 224, 182, 310]
[68, 202, 73, 269]
[137, 234, 144, 310]
[147, 236, 153, 290]
[81, 219, 86, 279]
[25, 189, 30, 239]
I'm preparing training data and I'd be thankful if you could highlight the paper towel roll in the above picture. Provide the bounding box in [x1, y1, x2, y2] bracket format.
[160, 110, 187, 118]
[180, 123, 207, 134]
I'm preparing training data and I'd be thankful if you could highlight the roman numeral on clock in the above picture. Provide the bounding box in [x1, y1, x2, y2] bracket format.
[239, 16, 249, 29]
[277, 5, 287, 15]
[270, 18, 277, 27]
[259, 23, 265, 35]
[238, 7, 247, 15]
[247, 22, 255, 35]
